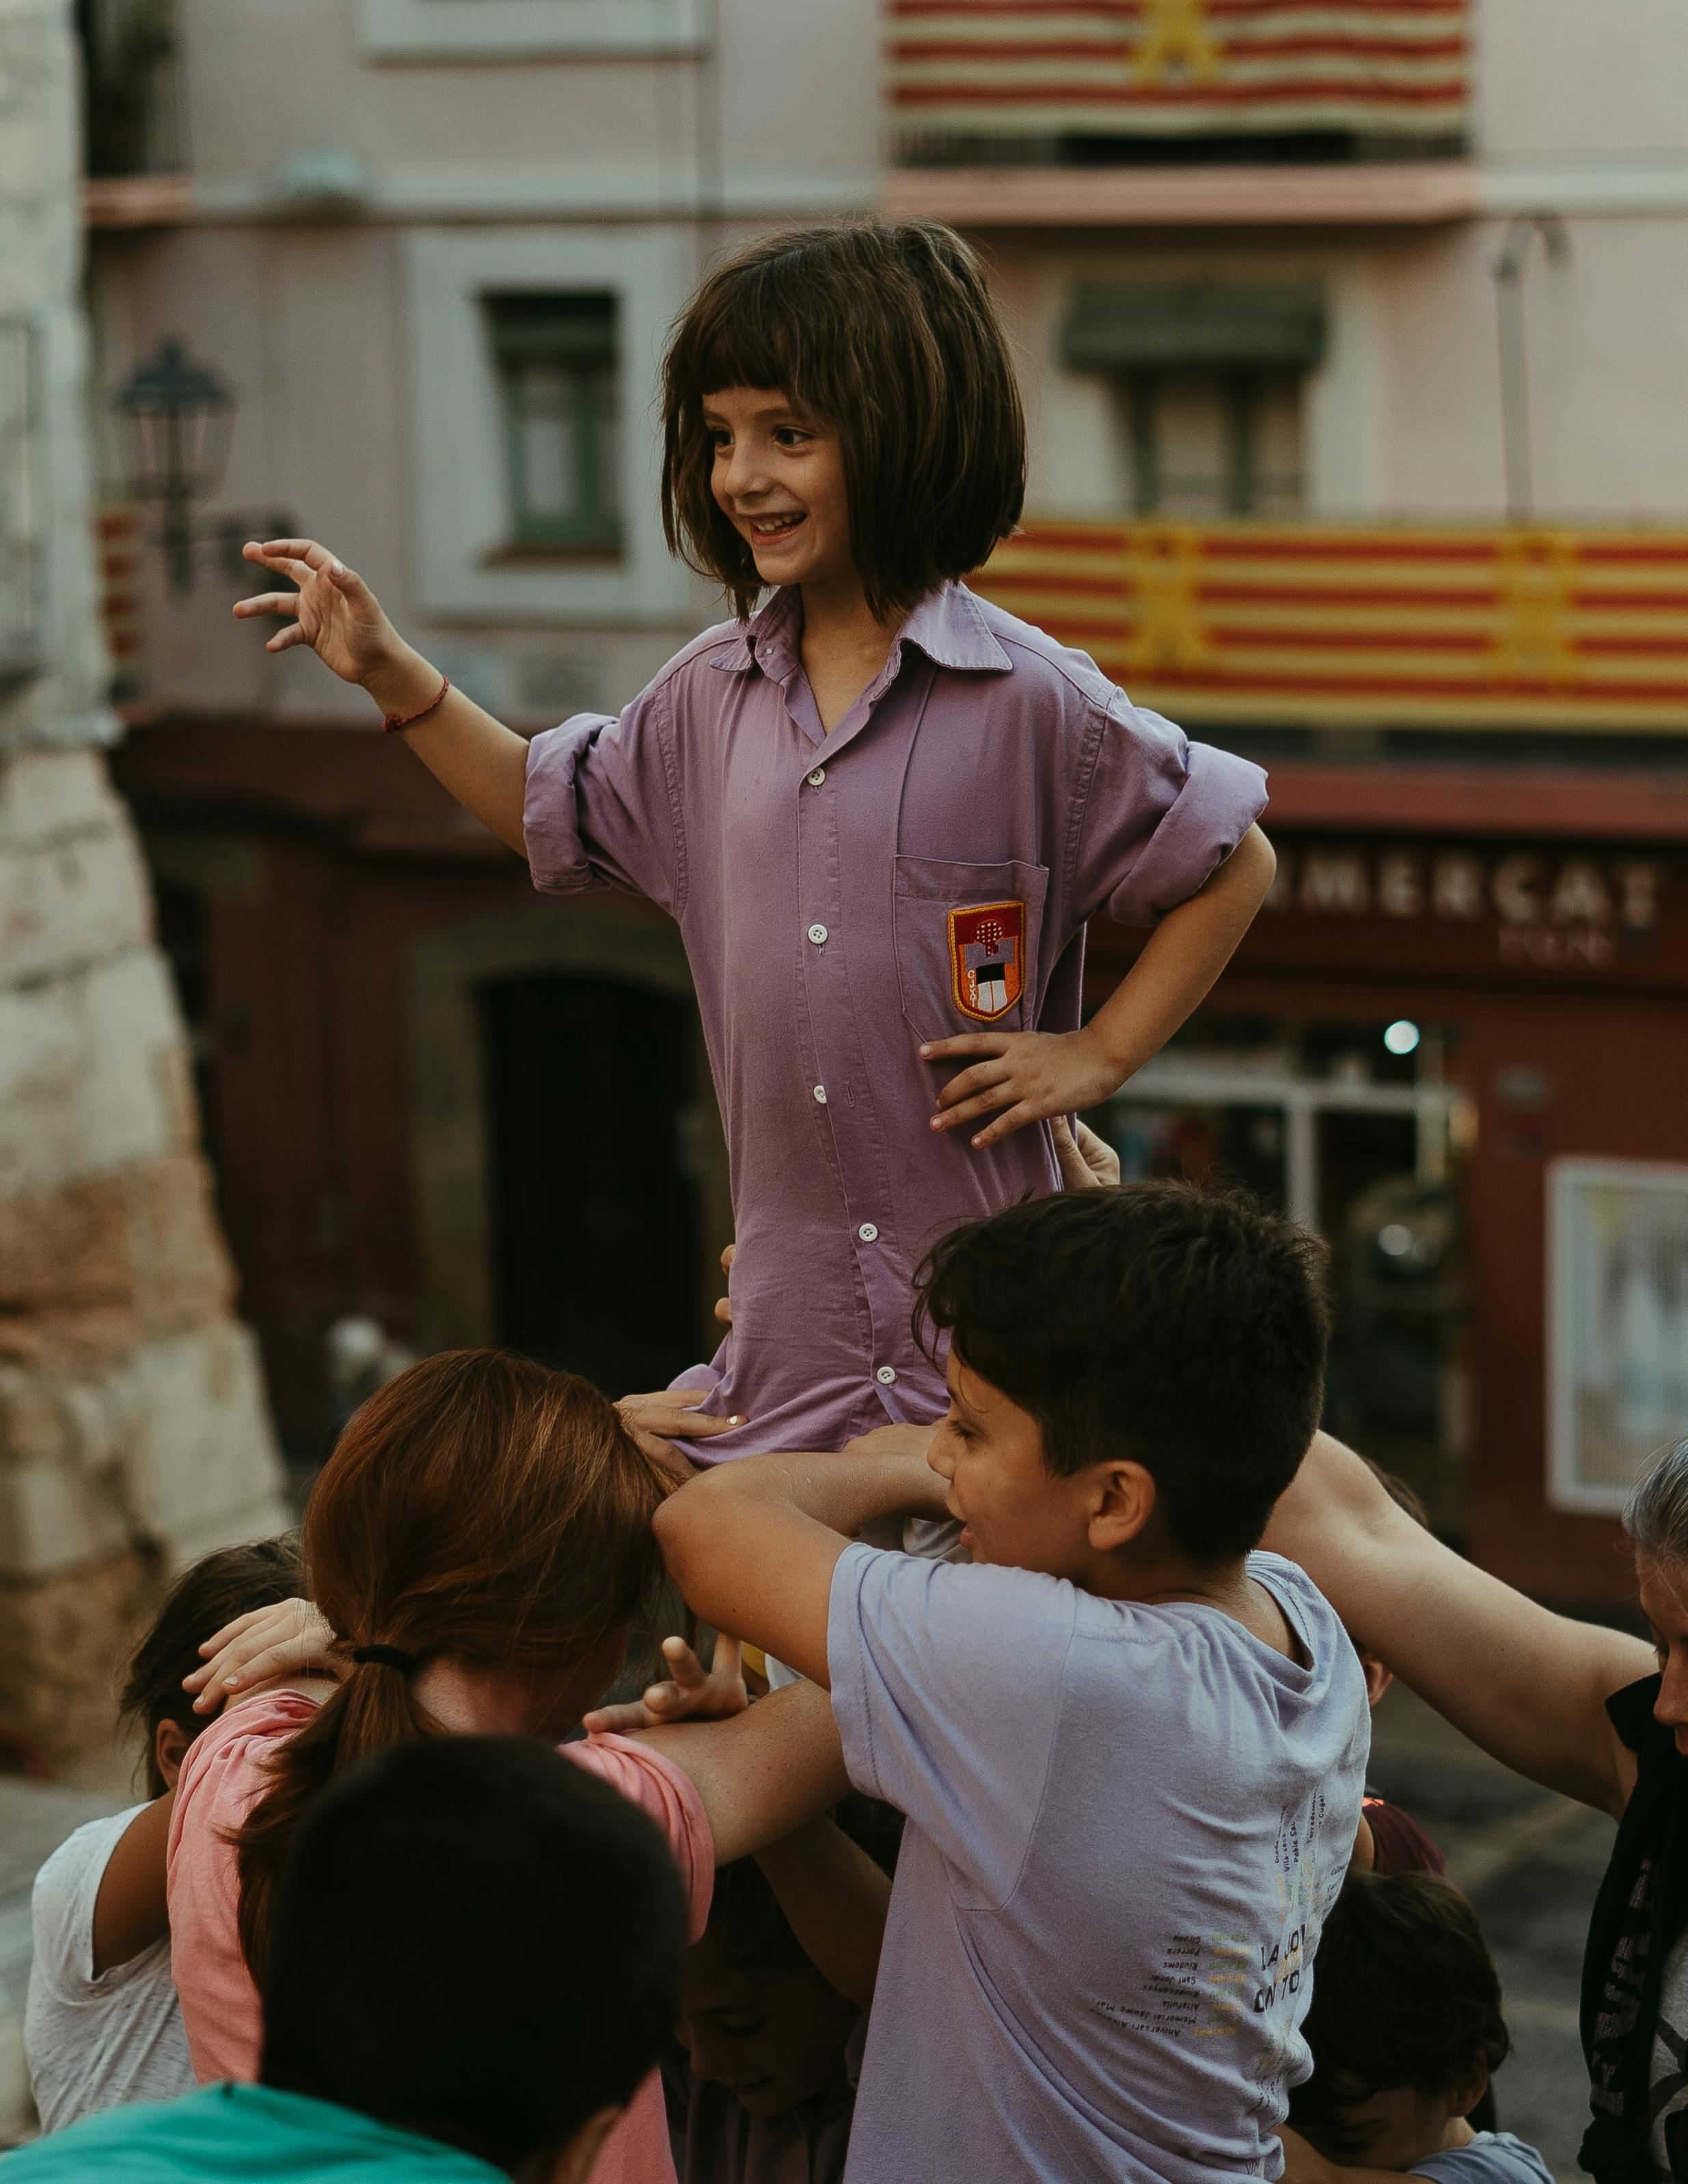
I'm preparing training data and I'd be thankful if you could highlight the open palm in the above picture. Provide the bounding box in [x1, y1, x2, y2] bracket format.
[232, 536, 400, 687]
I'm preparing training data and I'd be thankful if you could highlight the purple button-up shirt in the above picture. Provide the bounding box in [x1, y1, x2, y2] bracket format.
[523, 582, 1266, 1458]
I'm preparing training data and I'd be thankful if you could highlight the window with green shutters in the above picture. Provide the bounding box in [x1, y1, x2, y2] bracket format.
[486, 292, 621, 554]
[1061, 283, 1324, 520]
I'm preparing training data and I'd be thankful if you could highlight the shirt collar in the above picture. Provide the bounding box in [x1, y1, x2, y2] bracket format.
[710, 581, 1012, 679]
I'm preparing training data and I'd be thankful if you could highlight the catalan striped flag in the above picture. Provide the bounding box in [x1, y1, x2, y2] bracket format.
[889, 0, 1470, 139]
[97, 504, 144, 675]
[971, 518, 1688, 733]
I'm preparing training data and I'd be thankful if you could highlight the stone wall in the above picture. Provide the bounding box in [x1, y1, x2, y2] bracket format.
[0, 0, 287, 1768]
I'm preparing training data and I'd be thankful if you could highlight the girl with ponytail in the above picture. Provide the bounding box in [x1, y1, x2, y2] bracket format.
[165, 1348, 851, 2184]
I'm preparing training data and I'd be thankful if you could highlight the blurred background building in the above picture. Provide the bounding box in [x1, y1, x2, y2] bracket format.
[75, 0, 1688, 1609]
[0, 0, 286, 2122]
[0, 0, 284, 1776]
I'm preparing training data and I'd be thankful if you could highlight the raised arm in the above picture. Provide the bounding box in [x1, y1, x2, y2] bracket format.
[651, 1435, 951, 1687]
[1265, 1432, 1650, 1815]
[752, 1813, 893, 2010]
[635, 1678, 851, 1867]
[235, 538, 530, 854]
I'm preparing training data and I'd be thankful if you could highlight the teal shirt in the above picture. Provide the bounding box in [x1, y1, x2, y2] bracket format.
[0, 2083, 508, 2181]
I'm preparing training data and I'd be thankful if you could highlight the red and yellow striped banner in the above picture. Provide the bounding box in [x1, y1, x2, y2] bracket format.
[970, 517, 1688, 732]
[97, 504, 143, 669]
[889, 0, 1469, 137]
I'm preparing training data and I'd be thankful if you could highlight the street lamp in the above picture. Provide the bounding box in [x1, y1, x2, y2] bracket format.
[1491, 215, 1570, 524]
[111, 338, 234, 594]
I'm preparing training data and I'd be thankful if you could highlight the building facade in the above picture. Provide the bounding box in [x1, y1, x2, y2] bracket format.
[0, 0, 285, 1778]
[87, 0, 1688, 1604]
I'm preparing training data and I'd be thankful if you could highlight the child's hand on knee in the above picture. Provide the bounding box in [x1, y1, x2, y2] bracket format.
[1051, 1115, 1120, 1191]
[581, 1635, 748, 1735]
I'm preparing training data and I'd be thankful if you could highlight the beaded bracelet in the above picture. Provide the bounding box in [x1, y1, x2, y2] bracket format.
[381, 674, 450, 734]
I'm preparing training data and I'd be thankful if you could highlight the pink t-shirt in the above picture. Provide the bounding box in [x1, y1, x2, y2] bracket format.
[166, 1689, 713, 2184]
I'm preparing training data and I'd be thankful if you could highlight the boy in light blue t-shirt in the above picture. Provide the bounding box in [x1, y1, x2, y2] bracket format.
[657, 1181, 1372, 2184]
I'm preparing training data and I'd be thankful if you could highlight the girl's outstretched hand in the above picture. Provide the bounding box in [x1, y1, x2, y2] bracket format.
[183, 1597, 343, 1714]
[582, 1635, 748, 1735]
[233, 538, 409, 691]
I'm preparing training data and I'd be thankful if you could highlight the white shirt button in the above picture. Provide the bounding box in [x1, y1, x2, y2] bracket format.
[808, 923, 829, 945]
[813, 1084, 828, 1104]
[858, 1222, 879, 1242]
[875, 1365, 897, 1385]
[807, 767, 826, 787]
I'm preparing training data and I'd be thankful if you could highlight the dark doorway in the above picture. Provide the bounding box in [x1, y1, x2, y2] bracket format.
[480, 974, 702, 1395]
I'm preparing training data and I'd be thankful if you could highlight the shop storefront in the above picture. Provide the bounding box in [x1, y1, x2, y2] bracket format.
[1086, 770, 1688, 1608]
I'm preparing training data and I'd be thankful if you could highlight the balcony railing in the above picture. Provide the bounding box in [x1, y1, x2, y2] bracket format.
[970, 518, 1688, 733]
[889, 0, 1470, 156]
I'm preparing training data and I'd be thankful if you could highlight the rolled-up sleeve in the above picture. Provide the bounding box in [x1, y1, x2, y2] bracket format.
[523, 679, 685, 912]
[1074, 698, 1267, 928]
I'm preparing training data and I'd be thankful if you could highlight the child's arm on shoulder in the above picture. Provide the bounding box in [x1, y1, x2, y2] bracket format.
[926, 823, 1275, 1150]
[652, 1436, 949, 1687]
[634, 1677, 852, 1866]
[1265, 1432, 1650, 1816]
[234, 538, 529, 854]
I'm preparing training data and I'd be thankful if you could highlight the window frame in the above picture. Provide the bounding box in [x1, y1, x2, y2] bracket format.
[402, 228, 698, 625]
[1121, 366, 1305, 520]
[487, 295, 622, 556]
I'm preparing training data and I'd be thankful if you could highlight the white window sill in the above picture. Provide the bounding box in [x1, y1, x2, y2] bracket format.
[357, 0, 709, 62]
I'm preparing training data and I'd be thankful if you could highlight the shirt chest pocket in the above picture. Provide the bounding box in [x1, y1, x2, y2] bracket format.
[893, 856, 1050, 1044]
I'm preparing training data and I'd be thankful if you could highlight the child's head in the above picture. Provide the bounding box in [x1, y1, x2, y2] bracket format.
[661, 219, 1025, 622]
[1290, 1872, 1510, 2171]
[916, 1182, 1329, 1579]
[234, 1348, 668, 1978]
[261, 1735, 684, 2184]
[675, 1799, 898, 2119]
[677, 1859, 857, 2119]
[121, 1535, 304, 1798]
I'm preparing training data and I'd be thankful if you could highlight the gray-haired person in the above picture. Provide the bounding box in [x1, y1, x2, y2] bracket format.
[1267, 1432, 1687, 2184]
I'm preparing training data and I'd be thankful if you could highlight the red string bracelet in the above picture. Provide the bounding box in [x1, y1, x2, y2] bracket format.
[381, 674, 450, 735]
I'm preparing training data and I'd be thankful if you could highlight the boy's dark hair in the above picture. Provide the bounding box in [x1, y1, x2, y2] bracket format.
[662, 219, 1026, 623]
[1290, 1872, 1510, 2144]
[707, 1795, 903, 1976]
[916, 1182, 1330, 1563]
[260, 1736, 684, 2172]
[120, 1535, 304, 1797]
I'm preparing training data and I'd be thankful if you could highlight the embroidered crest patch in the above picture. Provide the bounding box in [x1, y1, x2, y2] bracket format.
[947, 900, 1026, 1023]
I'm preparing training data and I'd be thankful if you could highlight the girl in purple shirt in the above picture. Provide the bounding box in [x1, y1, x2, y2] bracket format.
[234, 219, 1274, 1456]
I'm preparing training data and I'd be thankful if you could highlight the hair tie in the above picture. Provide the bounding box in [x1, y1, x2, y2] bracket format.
[351, 1644, 419, 1673]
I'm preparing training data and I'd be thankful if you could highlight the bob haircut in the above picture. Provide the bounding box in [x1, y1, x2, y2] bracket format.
[661, 219, 1026, 623]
